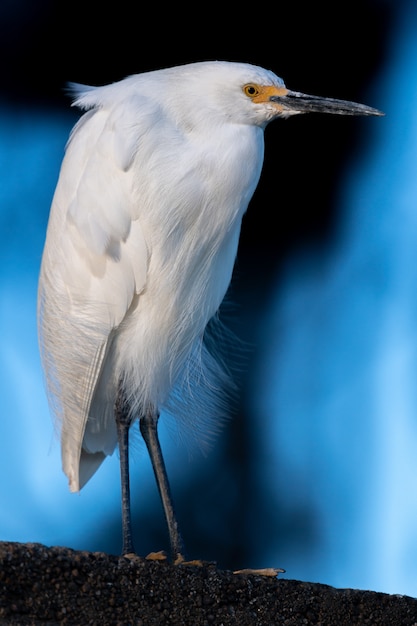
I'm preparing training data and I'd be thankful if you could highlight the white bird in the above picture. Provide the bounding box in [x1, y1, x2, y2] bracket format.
[38, 60, 382, 560]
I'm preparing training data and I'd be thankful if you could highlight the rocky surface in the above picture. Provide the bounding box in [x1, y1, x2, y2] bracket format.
[1, 541, 417, 625]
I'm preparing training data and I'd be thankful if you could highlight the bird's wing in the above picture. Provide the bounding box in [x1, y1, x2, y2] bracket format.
[38, 96, 149, 491]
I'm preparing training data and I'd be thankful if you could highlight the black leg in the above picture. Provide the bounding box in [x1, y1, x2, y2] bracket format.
[115, 389, 134, 555]
[140, 410, 185, 562]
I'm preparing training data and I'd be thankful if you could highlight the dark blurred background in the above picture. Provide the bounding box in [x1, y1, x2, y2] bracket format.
[4, 0, 417, 597]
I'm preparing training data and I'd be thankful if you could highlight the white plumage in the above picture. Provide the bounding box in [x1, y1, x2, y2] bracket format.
[38, 60, 382, 556]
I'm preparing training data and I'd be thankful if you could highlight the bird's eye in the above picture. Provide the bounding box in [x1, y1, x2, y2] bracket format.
[243, 84, 260, 98]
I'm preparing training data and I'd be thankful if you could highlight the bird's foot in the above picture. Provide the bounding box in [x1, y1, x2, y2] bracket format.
[145, 550, 168, 561]
[233, 567, 286, 578]
[145, 550, 215, 566]
[174, 553, 216, 567]
[122, 552, 143, 562]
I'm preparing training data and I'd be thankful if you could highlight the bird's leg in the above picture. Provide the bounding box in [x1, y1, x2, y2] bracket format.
[139, 410, 185, 563]
[115, 388, 135, 556]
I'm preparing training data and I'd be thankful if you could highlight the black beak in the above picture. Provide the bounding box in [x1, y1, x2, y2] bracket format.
[271, 90, 384, 117]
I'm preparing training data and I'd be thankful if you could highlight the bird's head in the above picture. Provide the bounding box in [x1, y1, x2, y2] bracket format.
[161, 61, 383, 129]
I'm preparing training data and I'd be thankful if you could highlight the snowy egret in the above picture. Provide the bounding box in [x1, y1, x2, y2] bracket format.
[38, 61, 382, 560]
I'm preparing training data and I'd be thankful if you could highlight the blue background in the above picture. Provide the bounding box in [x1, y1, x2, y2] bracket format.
[3, 0, 417, 599]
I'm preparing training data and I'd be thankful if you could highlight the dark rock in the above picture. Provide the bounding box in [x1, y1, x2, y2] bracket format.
[1, 541, 416, 625]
